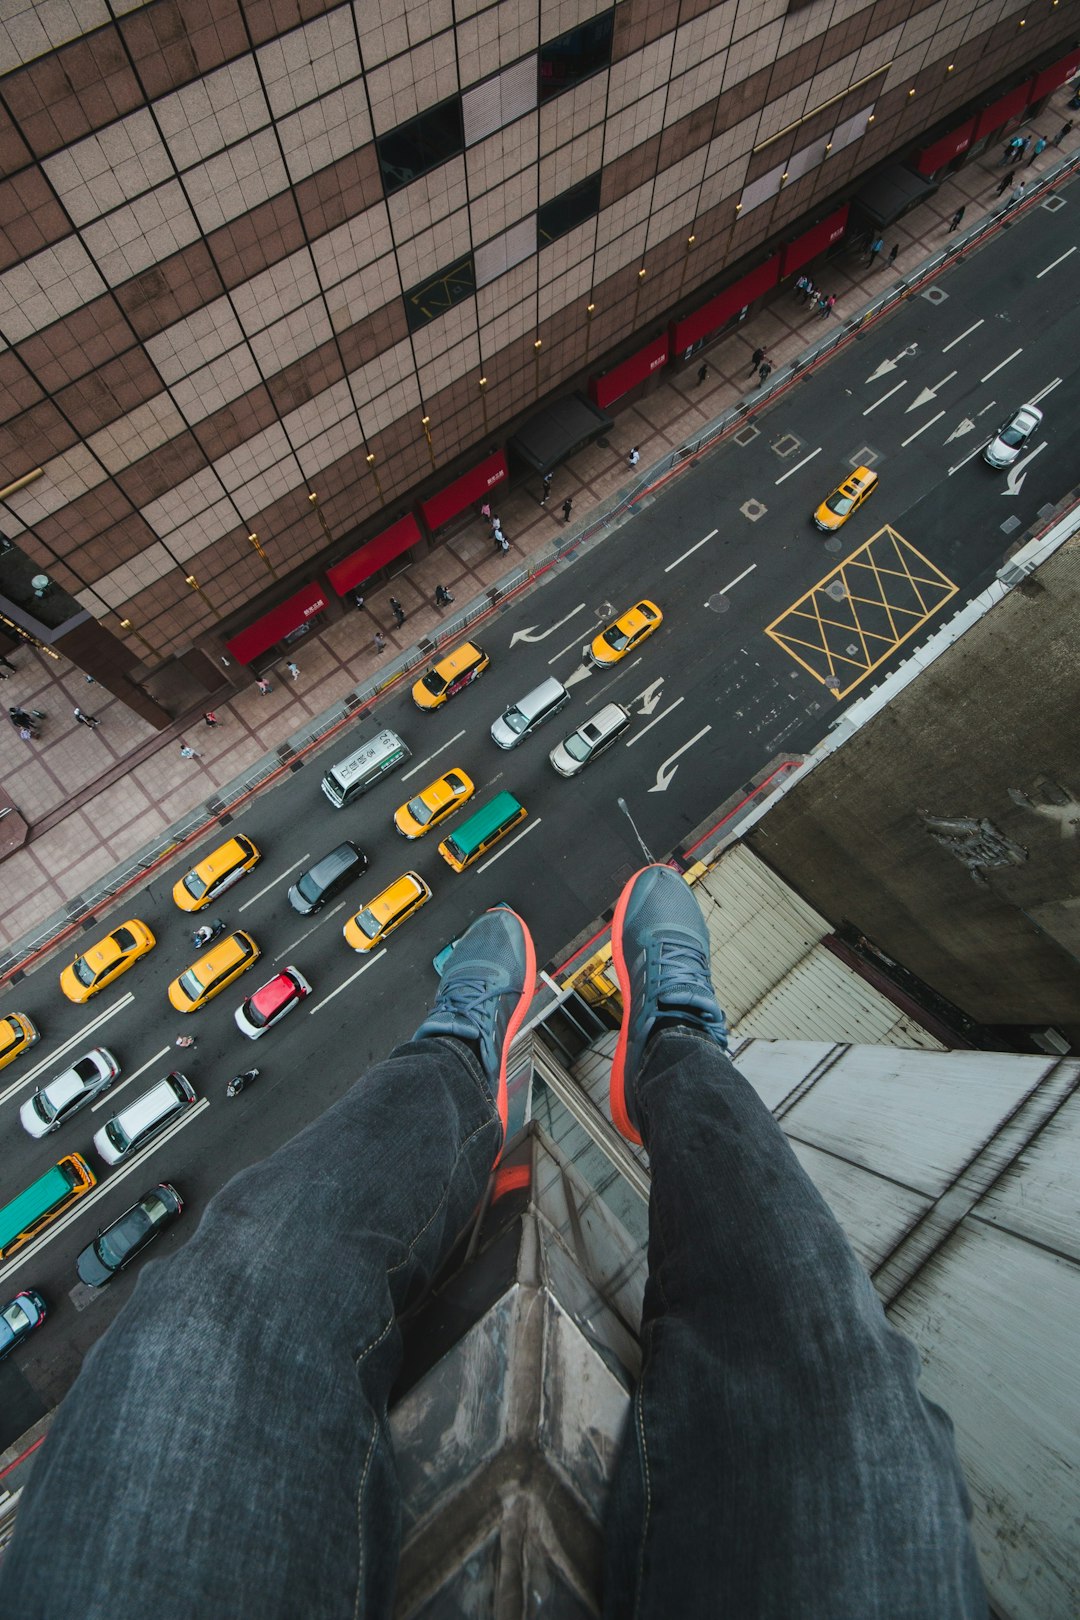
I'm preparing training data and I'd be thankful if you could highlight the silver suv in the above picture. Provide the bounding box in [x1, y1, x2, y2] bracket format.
[549, 703, 630, 776]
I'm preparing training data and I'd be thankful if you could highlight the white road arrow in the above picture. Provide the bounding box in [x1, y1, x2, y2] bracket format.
[865, 343, 918, 383]
[633, 678, 665, 715]
[905, 371, 957, 413]
[647, 727, 712, 793]
[564, 664, 592, 689]
[946, 417, 976, 443]
[1004, 441, 1047, 495]
[509, 603, 586, 647]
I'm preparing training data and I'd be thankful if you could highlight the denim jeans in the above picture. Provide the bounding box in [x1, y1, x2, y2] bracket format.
[1, 1032, 985, 1619]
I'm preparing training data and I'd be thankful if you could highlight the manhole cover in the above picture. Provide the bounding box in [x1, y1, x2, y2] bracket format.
[823, 536, 843, 553]
[921, 286, 949, 304]
[741, 498, 767, 521]
[1000, 515, 1022, 533]
[825, 580, 847, 601]
[595, 601, 613, 621]
[772, 434, 801, 458]
[706, 593, 731, 613]
[734, 423, 760, 446]
[824, 675, 842, 694]
[850, 445, 880, 467]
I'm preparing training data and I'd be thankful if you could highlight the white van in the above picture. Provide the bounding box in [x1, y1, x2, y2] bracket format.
[93, 1073, 197, 1166]
[490, 677, 570, 749]
[321, 729, 411, 808]
[549, 702, 631, 776]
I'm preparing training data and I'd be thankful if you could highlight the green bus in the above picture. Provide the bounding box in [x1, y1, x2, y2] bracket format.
[438, 791, 527, 872]
[0, 1153, 97, 1260]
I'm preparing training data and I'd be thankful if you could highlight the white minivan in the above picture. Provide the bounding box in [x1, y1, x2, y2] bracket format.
[490, 677, 570, 749]
[93, 1073, 197, 1166]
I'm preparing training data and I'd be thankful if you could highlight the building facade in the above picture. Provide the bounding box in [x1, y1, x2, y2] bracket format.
[0, 0, 1076, 712]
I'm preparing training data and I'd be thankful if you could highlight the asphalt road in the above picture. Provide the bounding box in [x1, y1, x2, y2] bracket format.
[2, 183, 1079, 1420]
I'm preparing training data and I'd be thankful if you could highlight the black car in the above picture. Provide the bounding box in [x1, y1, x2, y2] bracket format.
[287, 840, 368, 915]
[75, 1185, 184, 1287]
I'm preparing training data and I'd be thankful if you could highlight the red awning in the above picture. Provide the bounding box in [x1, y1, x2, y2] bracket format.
[419, 450, 508, 532]
[225, 581, 328, 664]
[670, 253, 782, 352]
[588, 332, 670, 410]
[326, 514, 422, 596]
[915, 119, 976, 176]
[1030, 49, 1080, 102]
[779, 206, 849, 277]
[974, 84, 1031, 140]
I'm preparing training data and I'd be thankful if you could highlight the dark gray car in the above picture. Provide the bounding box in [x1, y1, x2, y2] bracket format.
[288, 841, 368, 915]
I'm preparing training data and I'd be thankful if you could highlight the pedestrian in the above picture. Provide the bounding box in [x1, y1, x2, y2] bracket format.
[1006, 180, 1026, 208]
[389, 597, 405, 628]
[203, 711, 219, 727]
[800, 279, 815, 306]
[758, 359, 772, 384]
[627, 446, 640, 469]
[1011, 135, 1030, 164]
[18, 725, 34, 742]
[179, 742, 200, 760]
[175, 1034, 196, 1050]
[749, 345, 766, 375]
[479, 501, 491, 523]
[995, 170, 1012, 196]
[540, 472, 552, 504]
[0, 655, 15, 673]
[887, 244, 899, 267]
[561, 496, 573, 523]
[255, 676, 272, 695]
[374, 631, 386, 654]
[434, 584, 454, 607]
[999, 136, 1019, 165]
[1026, 135, 1047, 166]
[697, 361, 709, 385]
[865, 235, 884, 266]
[352, 589, 365, 611]
[9, 706, 34, 730]
[84, 673, 96, 685]
[1052, 121, 1072, 147]
[947, 204, 966, 232]
[793, 274, 809, 301]
[494, 527, 509, 554]
[72, 707, 99, 729]
[816, 292, 830, 317]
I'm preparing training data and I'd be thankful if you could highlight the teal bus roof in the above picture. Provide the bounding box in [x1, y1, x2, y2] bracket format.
[443, 791, 523, 860]
[0, 1159, 82, 1249]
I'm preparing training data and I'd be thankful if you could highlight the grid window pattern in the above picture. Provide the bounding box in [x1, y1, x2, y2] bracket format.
[539, 173, 602, 246]
[538, 13, 615, 105]
[377, 97, 465, 196]
[404, 254, 476, 332]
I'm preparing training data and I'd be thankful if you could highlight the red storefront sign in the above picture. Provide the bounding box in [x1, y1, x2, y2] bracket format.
[225, 580, 328, 664]
[974, 84, 1031, 140]
[326, 514, 422, 596]
[779, 206, 849, 277]
[1030, 49, 1080, 102]
[419, 449, 508, 532]
[670, 253, 782, 352]
[915, 119, 975, 175]
[589, 332, 670, 410]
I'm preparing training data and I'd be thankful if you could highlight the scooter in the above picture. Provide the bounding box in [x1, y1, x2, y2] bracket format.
[191, 917, 226, 950]
[226, 1068, 259, 1099]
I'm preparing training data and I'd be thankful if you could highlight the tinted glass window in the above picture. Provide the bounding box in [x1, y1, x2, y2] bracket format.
[538, 172, 601, 245]
[538, 14, 613, 103]
[404, 255, 476, 332]
[377, 97, 464, 194]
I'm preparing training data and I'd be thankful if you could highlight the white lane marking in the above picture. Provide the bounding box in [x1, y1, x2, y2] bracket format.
[774, 447, 822, 485]
[0, 993, 134, 1109]
[648, 727, 712, 793]
[624, 698, 685, 747]
[477, 816, 542, 873]
[585, 659, 644, 704]
[239, 855, 309, 911]
[91, 1046, 170, 1110]
[664, 528, 718, 572]
[1029, 377, 1063, 405]
[1004, 440, 1047, 494]
[400, 730, 466, 782]
[941, 319, 984, 353]
[276, 903, 346, 960]
[863, 381, 906, 415]
[905, 371, 956, 413]
[509, 604, 586, 646]
[980, 349, 1022, 382]
[0, 1099, 211, 1286]
[948, 443, 989, 476]
[309, 949, 387, 1012]
[900, 410, 945, 447]
[1036, 246, 1077, 279]
[548, 627, 599, 665]
[718, 563, 757, 595]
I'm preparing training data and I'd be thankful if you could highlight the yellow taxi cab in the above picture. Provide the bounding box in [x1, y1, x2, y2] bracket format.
[167, 929, 261, 1013]
[587, 600, 663, 668]
[411, 642, 489, 710]
[0, 1012, 39, 1072]
[343, 872, 431, 952]
[813, 466, 878, 531]
[172, 834, 261, 911]
[60, 920, 157, 1004]
[394, 768, 475, 839]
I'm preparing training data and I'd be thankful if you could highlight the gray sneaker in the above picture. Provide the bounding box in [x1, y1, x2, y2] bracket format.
[608, 865, 728, 1143]
[412, 906, 536, 1152]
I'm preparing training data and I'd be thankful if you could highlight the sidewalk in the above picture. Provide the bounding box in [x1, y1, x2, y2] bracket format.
[1, 91, 1075, 961]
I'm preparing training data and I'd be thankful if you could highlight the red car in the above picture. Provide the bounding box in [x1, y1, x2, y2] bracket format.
[234, 966, 312, 1039]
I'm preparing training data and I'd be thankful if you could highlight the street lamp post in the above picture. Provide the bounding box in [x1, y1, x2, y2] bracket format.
[616, 796, 654, 865]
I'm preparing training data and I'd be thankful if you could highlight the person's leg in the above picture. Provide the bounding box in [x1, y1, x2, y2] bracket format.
[603, 866, 986, 1620]
[1, 908, 535, 1620]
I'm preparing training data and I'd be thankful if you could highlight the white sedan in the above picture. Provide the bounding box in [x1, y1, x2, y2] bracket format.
[983, 403, 1043, 468]
[20, 1048, 120, 1138]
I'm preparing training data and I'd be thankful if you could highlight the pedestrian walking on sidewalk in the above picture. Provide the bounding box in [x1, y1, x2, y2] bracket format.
[9, 706, 36, 733]
[1000, 136, 1021, 164]
[389, 598, 406, 629]
[374, 631, 387, 654]
[697, 361, 709, 385]
[749, 346, 767, 376]
[758, 359, 772, 384]
[800, 279, 815, 306]
[493, 526, 509, 554]
[179, 742, 201, 760]
[947, 205, 966, 232]
[865, 235, 884, 267]
[1011, 135, 1030, 164]
[561, 496, 573, 523]
[995, 170, 1013, 196]
[73, 707, 99, 729]
[255, 676, 272, 695]
[540, 472, 552, 504]
[887, 244, 899, 267]
[627, 447, 640, 469]
[0, 655, 15, 673]
[285, 660, 300, 681]
[1006, 181, 1026, 209]
[203, 711, 220, 727]
[1052, 121, 1073, 147]
[1026, 135, 1047, 166]
[793, 274, 809, 301]
[479, 501, 492, 523]
[351, 589, 365, 611]
[434, 584, 454, 608]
